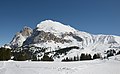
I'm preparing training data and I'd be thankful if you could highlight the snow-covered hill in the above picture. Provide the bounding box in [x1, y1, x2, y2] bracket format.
[8, 20, 120, 60]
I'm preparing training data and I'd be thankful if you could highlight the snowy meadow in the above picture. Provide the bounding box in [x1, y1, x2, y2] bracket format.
[0, 55, 120, 74]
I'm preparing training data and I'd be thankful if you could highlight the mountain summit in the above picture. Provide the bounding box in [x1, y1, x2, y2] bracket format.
[36, 20, 76, 34]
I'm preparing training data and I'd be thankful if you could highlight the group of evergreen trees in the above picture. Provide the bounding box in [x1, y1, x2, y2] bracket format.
[106, 49, 116, 58]
[0, 47, 37, 61]
[12, 51, 29, 61]
[62, 53, 101, 62]
[80, 53, 92, 61]
[105, 49, 120, 58]
[0, 48, 11, 61]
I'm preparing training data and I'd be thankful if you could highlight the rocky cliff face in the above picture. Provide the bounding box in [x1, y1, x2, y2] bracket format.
[20, 26, 33, 37]
[23, 30, 72, 45]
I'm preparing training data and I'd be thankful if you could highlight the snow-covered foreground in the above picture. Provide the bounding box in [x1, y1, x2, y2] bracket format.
[0, 55, 120, 74]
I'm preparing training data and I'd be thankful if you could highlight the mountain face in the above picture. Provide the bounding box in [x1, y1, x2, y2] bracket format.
[9, 20, 120, 60]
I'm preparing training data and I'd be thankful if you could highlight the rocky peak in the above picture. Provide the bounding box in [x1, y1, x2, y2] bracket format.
[20, 26, 33, 37]
[10, 26, 33, 48]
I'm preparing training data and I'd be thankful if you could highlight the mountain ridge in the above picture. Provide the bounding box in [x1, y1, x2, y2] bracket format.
[3, 20, 120, 61]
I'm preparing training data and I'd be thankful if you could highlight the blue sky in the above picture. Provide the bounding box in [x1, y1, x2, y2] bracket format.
[0, 0, 120, 46]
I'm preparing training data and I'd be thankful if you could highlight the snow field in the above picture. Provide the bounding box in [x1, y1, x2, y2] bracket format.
[0, 55, 120, 74]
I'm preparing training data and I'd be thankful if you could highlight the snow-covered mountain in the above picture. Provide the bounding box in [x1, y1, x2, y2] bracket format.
[9, 20, 120, 60]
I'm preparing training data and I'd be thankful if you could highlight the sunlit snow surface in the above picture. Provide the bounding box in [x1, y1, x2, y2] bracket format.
[0, 55, 120, 74]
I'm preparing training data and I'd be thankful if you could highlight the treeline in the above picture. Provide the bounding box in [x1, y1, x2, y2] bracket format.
[0, 47, 54, 61]
[0, 47, 120, 61]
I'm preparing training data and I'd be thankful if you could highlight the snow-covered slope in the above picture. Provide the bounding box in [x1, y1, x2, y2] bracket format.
[37, 20, 76, 34]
